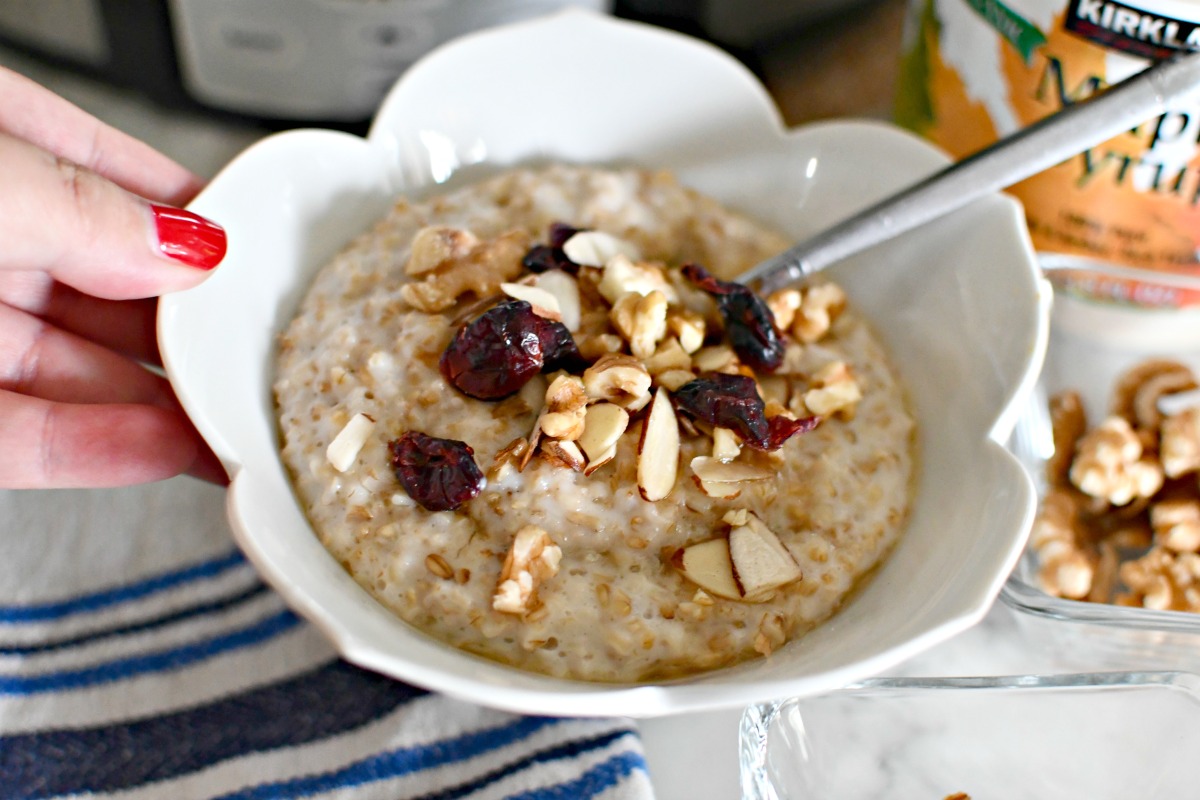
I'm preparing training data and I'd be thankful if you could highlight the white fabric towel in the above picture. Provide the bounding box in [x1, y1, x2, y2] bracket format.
[0, 478, 655, 799]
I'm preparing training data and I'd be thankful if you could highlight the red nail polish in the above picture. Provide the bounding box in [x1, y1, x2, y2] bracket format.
[151, 205, 227, 271]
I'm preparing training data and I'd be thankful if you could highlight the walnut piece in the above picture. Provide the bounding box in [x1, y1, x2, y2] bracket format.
[1161, 406, 1200, 478]
[1068, 416, 1163, 506]
[802, 361, 862, 418]
[1029, 487, 1095, 600]
[1151, 497, 1200, 552]
[1111, 359, 1197, 431]
[597, 254, 677, 304]
[492, 525, 562, 616]
[610, 290, 668, 359]
[539, 374, 587, 440]
[404, 226, 479, 276]
[582, 354, 653, 411]
[401, 229, 529, 312]
[791, 282, 847, 343]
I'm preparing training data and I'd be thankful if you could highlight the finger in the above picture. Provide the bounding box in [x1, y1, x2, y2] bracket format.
[0, 67, 203, 205]
[0, 132, 227, 299]
[0, 390, 220, 488]
[0, 303, 175, 407]
[0, 271, 160, 364]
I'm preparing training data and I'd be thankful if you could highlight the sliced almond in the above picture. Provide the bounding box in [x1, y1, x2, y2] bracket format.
[671, 538, 741, 600]
[583, 444, 617, 476]
[534, 270, 581, 331]
[500, 282, 562, 321]
[690, 456, 773, 483]
[578, 402, 630, 462]
[694, 477, 742, 499]
[562, 230, 640, 267]
[541, 438, 585, 471]
[711, 428, 741, 462]
[326, 412, 375, 472]
[637, 388, 680, 502]
[729, 513, 803, 601]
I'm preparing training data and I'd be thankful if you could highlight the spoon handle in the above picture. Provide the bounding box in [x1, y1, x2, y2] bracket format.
[738, 50, 1200, 295]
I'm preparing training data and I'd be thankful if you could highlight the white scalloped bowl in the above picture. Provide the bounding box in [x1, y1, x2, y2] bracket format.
[159, 10, 1049, 718]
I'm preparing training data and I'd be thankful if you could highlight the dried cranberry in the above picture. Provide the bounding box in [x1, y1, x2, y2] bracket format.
[522, 244, 578, 275]
[673, 373, 816, 451]
[681, 263, 784, 373]
[389, 431, 485, 512]
[522, 223, 584, 275]
[547, 222, 581, 248]
[538, 318, 587, 373]
[440, 299, 585, 399]
[440, 300, 546, 399]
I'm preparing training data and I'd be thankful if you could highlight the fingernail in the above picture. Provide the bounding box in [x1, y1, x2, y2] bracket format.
[151, 204, 227, 270]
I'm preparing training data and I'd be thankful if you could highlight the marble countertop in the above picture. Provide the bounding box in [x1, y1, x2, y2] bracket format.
[0, 3, 1168, 797]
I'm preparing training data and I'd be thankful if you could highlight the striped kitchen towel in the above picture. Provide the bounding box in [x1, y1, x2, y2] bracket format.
[0, 479, 654, 799]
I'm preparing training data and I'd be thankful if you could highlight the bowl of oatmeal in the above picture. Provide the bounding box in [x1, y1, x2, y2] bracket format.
[159, 10, 1049, 716]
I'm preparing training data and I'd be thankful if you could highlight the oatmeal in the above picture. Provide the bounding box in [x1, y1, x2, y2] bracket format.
[274, 166, 916, 682]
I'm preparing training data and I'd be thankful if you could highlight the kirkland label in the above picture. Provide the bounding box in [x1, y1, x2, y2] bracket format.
[1065, 0, 1200, 60]
[896, 0, 1200, 307]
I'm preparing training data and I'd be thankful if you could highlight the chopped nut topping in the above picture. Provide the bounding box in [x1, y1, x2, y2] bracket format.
[500, 281, 563, 321]
[401, 229, 529, 312]
[802, 361, 862, 418]
[583, 354, 653, 411]
[610, 290, 668, 359]
[667, 309, 706, 354]
[656, 369, 698, 392]
[711, 427, 741, 462]
[404, 226, 479, 276]
[642, 337, 693, 375]
[766, 288, 802, 333]
[578, 402, 630, 462]
[562, 230, 640, 267]
[691, 344, 738, 373]
[597, 254, 678, 304]
[1069, 416, 1164, 506]
[326, 412, 375, 472]
[690, 456, 773, 484]
[493, 525, 562, 615]
[539, 374, 587, 440]
[534, 270, 581, 331]
[540, 438, 586, 471]
[791, 282, 846, 343]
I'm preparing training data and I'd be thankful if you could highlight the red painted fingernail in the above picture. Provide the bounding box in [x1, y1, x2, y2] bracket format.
[151, 204, 227, 271]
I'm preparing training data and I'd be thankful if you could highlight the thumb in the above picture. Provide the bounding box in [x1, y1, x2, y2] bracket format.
[0, 132, 226, 300]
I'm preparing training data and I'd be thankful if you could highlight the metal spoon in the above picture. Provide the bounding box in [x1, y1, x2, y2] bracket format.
[738, 50, 1200, 295]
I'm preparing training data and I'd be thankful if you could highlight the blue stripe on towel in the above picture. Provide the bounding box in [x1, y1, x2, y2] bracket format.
[0, 548, 247, 624]
[0, 608, 300, 695]
[0, 660, 427, 799]
[214, 716, 563, 800]
[409, 729, 644, 800]
[0, 581, 270, 656]
[508, 750, 648, 800]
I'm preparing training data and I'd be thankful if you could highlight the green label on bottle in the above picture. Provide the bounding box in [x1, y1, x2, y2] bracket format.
[965, 0, 1047, 62]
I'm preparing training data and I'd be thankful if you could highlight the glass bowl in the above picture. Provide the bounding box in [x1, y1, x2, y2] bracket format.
[1000, 260, 1200, 671]
[739, 671, 1200, 800]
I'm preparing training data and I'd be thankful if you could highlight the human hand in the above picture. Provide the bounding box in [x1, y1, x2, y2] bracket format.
[0, 67, 229, 489]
